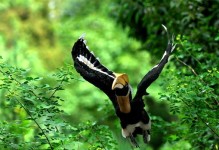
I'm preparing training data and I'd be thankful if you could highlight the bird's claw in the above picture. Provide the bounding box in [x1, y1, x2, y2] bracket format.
[143, 130, 150, 143]
[128, 134, 139, 148]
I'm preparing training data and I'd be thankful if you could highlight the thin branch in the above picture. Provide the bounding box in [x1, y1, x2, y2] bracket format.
[175, 57, 219, 137]
[49, 76, 66, 99]
[175, 56, 219, 106]
[181, 98, 219, 137]
[178, 39, 202, 67]
[7, 90, 54, 150]
[175, 56, 198, 76]
[1, 70, 43, 101]
[55, 126, 64, 146]
[0, 69, 54, 150]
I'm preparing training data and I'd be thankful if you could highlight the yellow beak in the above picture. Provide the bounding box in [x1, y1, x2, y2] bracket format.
[116, 96, 131, 113]
[111, 73, 131, 113]
[112, 73, 129, 90]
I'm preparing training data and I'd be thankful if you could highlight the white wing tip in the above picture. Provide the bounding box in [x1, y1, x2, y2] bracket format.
[79, 33, 86, 39]
[162, 24, 167, 32]
[171, 44, 177, 52]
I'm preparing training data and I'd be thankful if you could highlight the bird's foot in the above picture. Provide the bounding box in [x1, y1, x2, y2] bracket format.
[143, 130, 150, 143]
[128, 134, 139, 148]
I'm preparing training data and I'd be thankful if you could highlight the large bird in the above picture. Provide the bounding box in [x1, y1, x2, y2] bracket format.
[71, 25, 175, 147]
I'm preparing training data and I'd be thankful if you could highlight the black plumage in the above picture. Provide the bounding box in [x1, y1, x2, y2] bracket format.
[71, 27, 175, 147]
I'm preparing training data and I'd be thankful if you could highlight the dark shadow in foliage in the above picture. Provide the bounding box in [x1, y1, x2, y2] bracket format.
[110, 0, 219, 62]
[144, 96, 177, 149]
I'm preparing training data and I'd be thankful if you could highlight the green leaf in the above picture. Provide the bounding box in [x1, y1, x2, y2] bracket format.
[25, 77, 33, 81]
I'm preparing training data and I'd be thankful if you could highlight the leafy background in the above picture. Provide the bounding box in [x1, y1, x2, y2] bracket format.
[0, 0, 218, 149]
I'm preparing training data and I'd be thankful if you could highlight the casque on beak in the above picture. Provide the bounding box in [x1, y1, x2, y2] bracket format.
[112, 73, 131, 113]
[112, 73, 129, 90]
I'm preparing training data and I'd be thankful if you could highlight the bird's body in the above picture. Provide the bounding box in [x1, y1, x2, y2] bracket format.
[117, 99, 151, 142]
[71, 26, 175, 147]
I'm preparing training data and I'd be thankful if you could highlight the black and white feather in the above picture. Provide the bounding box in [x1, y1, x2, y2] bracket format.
[134, 26, 176, 100]
[71, 26, 176, 148]
[72, 34, 117, 106]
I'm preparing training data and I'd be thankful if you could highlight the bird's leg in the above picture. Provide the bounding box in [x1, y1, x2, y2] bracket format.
[128, 134, 139, 148]
[143, 130, 150, 143]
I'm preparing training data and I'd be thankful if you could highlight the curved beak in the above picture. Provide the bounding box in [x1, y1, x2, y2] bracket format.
[112, 73, 129, 90]
[112, 73, 131, 113]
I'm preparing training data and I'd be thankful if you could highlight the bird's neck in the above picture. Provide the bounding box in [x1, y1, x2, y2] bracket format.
[116, 95, 131, 113]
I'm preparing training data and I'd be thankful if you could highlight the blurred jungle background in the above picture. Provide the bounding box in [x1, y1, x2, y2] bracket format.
[0, 0, 218, 149]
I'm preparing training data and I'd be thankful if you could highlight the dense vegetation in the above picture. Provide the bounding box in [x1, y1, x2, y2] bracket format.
[0, 0, 218, 149]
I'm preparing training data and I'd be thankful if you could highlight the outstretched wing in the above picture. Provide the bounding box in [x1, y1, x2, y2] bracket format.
[134, 26, 176, 99]
[71, 35, 117, 106]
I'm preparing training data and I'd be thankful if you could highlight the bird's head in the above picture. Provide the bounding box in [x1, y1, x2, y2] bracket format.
[112, 73, 131, 113]
[112, 73, 129, 92]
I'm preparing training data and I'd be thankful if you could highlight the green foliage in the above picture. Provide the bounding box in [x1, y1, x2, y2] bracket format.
[0, 61, 117, 149]
[159, 35, 219, 149]
[111, 0, 219, 60]
[112, 0, 219, 149]
[1, 0, 218, 149]
[1, 0, 140, 149]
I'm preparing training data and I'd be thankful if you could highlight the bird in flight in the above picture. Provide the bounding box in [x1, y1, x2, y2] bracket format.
[71, 25, 175, 148]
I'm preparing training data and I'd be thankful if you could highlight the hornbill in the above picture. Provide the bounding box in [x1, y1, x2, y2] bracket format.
[71, 25, 175, 147]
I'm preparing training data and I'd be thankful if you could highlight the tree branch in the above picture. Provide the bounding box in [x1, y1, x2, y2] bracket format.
[175, 57, 219, 138]
[181, 98, 219, 138]
[175, 57, 198, 76]
[0, 69, 54, 150]
[7, 90, 54, 150]
[175, 56, 219, 106]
